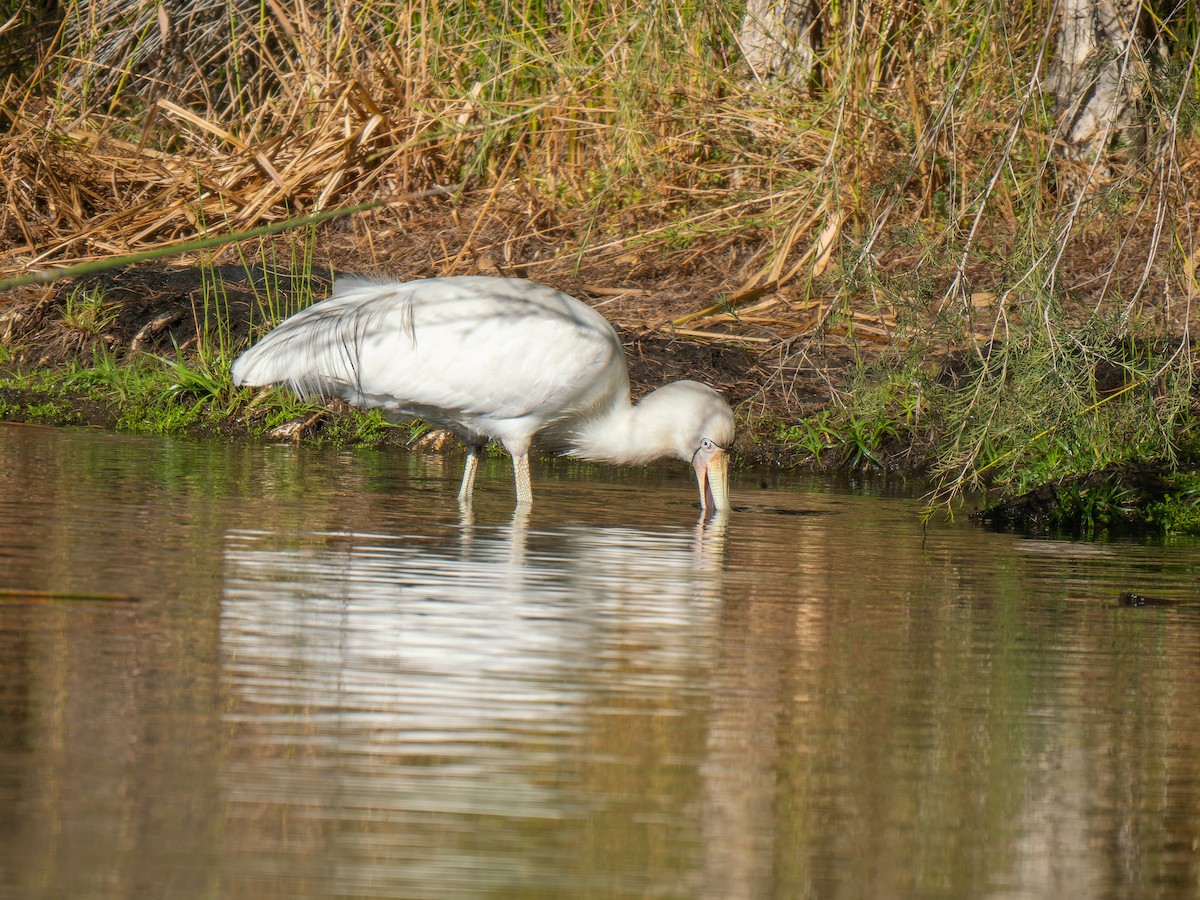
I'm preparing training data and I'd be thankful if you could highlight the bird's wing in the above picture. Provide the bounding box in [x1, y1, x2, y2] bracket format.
[355, 279, 627, 422]
[231, 285, 412, 398]
[233, 278, 627, 428]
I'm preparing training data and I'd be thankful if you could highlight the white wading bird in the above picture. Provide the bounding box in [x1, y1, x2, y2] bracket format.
[232, 276, 734, 512]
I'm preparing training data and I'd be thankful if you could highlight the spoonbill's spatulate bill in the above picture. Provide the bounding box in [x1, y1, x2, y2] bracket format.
[232, 276, 734, 512]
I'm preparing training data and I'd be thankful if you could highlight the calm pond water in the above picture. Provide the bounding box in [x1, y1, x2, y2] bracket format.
[1, 424, 1199, 899]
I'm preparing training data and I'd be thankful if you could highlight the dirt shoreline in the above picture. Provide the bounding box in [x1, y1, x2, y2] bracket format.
[0, 261, 848, 462]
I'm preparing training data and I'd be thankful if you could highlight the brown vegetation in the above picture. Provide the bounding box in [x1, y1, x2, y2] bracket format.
[1, 1, 1199, 522]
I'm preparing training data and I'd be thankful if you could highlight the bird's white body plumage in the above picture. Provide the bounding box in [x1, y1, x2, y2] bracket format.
[232, 276, 734, 511]
[233, 276, 622, 453]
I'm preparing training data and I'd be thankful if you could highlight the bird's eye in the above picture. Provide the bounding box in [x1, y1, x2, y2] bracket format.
[701, 438, 714, 450]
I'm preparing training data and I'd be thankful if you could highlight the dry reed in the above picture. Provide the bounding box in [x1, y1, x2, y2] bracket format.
[0, 0, 1093, 302]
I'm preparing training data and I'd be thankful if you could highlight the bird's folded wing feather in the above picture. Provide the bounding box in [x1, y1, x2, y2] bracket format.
[232, 280, 626, 423]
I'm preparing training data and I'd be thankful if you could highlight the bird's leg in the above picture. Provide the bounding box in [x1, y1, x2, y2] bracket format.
[513, 453, 533, 506]
[458, 445, 481, 502]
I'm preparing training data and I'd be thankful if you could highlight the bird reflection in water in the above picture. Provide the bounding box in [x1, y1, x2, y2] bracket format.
[218, 503, 727, 892]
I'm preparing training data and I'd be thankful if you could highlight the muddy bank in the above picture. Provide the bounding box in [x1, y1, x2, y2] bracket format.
[971, 464, 1200, 537]
[0, 261, 848, 464]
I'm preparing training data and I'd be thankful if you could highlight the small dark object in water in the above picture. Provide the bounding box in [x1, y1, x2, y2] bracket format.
[1119, 592, 1179, 607]
[0, 588, 136, 603]
[731, 505, 823, 516]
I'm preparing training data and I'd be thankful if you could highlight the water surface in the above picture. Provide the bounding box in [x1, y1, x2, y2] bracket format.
[1, 424, 1199, 899]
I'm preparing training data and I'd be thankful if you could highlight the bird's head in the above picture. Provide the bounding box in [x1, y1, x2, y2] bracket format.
[638, 381, 734, 515]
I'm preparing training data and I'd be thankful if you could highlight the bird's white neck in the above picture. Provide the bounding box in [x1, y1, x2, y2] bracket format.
[566, 388, 685, 465]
